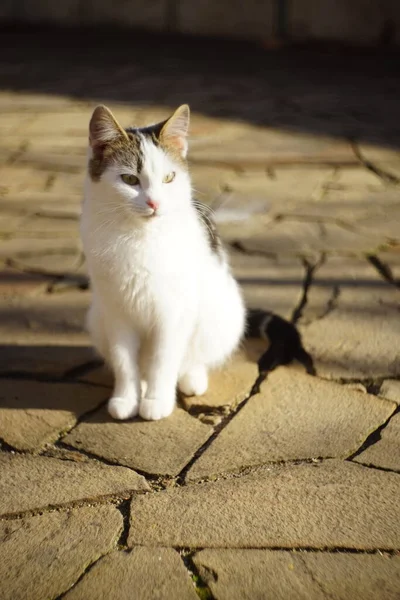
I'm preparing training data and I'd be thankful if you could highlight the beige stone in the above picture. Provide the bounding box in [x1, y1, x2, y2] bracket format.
[380, 380, 400, 405]
[187, 368, 395, 481]
[64, 547, 198, 600]
[194, 550, 400, 600]
[233, 218, 382, 258]
[64, 407, 212, 476]
[354, 411, 400, 472]
[0, 379, 107, 451]
[181, 341, 261, 412]
[190, 164, 237, 206]
[190, 129, 355, 168]
[0, 505, 122, 600]
[357, 143, 400, 179]
[0, 453, 149, 516]
[129, 461, 400, 549]
[231, 251, 305, 321]
[299, 258, 400, 379]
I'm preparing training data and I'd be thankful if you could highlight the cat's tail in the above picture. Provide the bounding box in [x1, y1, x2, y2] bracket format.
[245, 308, 315, 376]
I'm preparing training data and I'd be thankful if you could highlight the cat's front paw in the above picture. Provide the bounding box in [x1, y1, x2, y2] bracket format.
[139, 397, 175, 421]
[108, 396, 139, 420]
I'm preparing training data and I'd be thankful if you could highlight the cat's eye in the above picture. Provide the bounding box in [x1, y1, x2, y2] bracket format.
[121, 174, 139, 186]
[163, 171, 175, 184]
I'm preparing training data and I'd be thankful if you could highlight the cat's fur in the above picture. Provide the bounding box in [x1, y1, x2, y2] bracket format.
[81, 104, 246, 420]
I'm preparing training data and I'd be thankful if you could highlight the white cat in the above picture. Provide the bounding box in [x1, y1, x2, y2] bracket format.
[81, 104, 246, 421]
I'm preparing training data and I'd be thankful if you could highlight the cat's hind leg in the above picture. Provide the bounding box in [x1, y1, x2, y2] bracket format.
[178, 365, 208, 396]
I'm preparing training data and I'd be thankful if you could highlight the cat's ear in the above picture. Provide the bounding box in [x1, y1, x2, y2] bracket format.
[89, 105, 128, 150]
[160, 104, 190, 158]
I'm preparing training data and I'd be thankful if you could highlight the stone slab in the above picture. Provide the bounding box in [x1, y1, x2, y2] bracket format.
[64, 547, 198, 600]
[354, 411, 400, 472]
[357, 143, 400, 180]
[233, 218, 383, 259]
[186, 368, 395, 481]
[190, 129, 355, 168]
[0, 379, 107, 451]
[0, 344, 94, 377]
[231, 251, 305, 321]
[0, 452, 149, 516]
[64, 407, 212, 476]
[0, 505, 122, 600]
[194, 549, 400, 600]
[299, 258, 400, 379]
[181, 341, 262, 412]
[0, 288, 90, 347]
[380, 380, 400, 405]
[128, 460, 400, 549]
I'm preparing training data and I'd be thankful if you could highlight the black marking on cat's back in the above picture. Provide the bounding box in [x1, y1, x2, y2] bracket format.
[192, 200, 223, 258]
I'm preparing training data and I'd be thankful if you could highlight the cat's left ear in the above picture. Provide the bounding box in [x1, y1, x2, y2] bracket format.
[89, 105, 128, 150]
[160, 104, 190, 158]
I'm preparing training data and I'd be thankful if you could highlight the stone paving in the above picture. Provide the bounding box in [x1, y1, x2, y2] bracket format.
[0, 28, 400, 599]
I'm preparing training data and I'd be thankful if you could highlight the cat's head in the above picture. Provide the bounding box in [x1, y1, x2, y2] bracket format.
[87, 104, 191, 218]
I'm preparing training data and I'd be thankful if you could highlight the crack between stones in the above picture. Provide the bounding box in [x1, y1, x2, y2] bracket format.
[351, 141, 400, 185]
[349, 460, 400, 476]
[298, 553, 336, 600]
[175, 545, 400, 555]
[178, 549, 216, 600]
[53, 440, 168, 489]
[54, 551, 109, 600]
[290, 254, 325, 325]
[0, 495, 140, 522]
[367, 254, 400, 289]
[116, 498, 131, 548]
[347, 404, 400, 461]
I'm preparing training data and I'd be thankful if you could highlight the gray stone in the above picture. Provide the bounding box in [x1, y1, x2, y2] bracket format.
[64, 407, 212, 476]
[0, 505, 122, 600]
[0, 453, 149, 516]
[63, 547, 198, 600]
[354, 411, 400, 472]
[186, 368, 395, 481]
[299, 258, 400, 379]
[82, 0, 167, 30]
[128, 461, 400, 549]
[194, 549, 400, 600]
[0, 379, 107, 451]
[289, 0, 397, 44]
[178, 0, 274, 40]
[380, 380, 400, 405]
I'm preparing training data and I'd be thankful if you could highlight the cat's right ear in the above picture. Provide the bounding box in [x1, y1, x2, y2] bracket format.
[89, 105, 128, 150]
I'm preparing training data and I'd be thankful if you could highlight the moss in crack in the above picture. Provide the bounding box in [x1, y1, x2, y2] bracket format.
[179, 550, 215, 600]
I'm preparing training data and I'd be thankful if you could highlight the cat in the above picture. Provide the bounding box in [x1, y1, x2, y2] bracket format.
[81, 104, 313, 421]
[81, 104, 246, 421]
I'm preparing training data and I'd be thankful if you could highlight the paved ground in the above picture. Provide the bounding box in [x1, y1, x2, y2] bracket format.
[0, 28, 400, 599]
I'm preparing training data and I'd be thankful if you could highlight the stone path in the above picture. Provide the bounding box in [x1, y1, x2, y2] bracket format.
[0, 28, 399, 599]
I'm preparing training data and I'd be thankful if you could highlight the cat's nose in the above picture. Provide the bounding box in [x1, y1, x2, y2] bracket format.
[146, 199, 159, 211]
